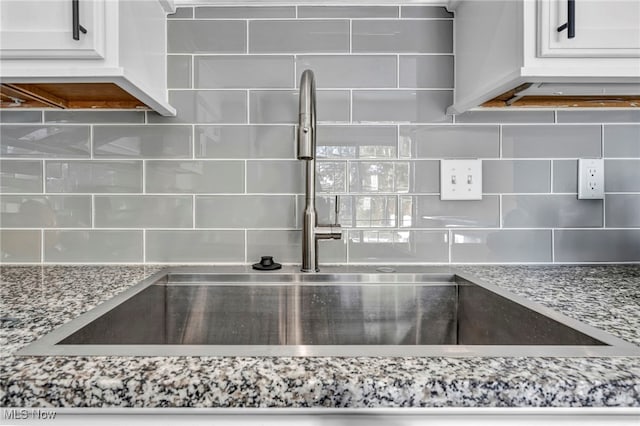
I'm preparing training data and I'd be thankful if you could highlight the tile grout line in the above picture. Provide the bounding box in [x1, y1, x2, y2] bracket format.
[550, 159, 554, 193]
[498, 124, 503, 158]
[40, 229, 45, 263]
[246, 90, 250, 124]
[601, 124, 606, 229]
[244, 229, 248, 263]
[91, 194, 95, 229]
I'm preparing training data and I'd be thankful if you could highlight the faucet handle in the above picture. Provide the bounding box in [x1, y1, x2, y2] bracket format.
[334, 195, 340, 226]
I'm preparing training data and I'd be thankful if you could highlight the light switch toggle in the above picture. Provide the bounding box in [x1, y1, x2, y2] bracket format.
[440, 159, 483, 200]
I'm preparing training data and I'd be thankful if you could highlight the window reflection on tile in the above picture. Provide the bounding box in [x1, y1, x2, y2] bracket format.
[314, 195, 353, 227]
[316, 161, 347, 193]
[316, 126, 397, 159]
[0, 160, 43, 193]
[354, 195, 396, 227]
[399, 196, 413, 228]
[349, 162, 409, 193]
[399, 195, 499, 228]
[348, 230, 448, 262]
[1, 125, 90, 158]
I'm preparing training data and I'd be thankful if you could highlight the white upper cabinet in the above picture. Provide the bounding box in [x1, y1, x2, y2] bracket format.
[448, 0, 640, 113]
[0, 0, 105, 59]
[0, 0, 176, 116]
[538, 0, 640, 57]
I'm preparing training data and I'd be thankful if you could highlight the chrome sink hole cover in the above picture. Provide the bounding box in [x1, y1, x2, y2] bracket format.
[17, 269, 640, 357]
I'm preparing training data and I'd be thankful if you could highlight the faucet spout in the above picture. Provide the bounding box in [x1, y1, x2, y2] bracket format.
[297, 69, 341, 272]
[297, 70, 315, 161]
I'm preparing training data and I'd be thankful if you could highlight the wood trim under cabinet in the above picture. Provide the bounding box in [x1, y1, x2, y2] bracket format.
[0, 83, 149, 110]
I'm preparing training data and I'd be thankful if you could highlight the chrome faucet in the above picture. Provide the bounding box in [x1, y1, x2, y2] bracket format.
[297, 69, 342, 272]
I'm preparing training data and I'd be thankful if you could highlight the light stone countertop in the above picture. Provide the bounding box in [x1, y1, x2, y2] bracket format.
[0, 264, 639, 407]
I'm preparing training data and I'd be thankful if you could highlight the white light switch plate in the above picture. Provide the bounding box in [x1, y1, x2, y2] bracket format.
[440, 159, 482, 200]
[578, 158, 605, 199]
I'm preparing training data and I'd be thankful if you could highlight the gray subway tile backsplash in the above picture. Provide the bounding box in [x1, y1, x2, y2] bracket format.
[93, 125, 192, 158]
[145, 161, 244, 193]
[604, 125, 640, 158]
[552, 160, 578, 193]
[195, 6, 295, 19]
[353, 20, 453, 53]
[348, 230, 449, 263]
[248, 230, 346, 263]
[94, 196, 192, 228]
[557, 110, 640, 123]
[168, 7, 193, 19]
[0, 111, 42, 124]
[1, 195, 91, 228]
[353, 90, 453, 123]
[400, 6, 453, 18]
[502, 195, 603, 228]
[399, 56, 454, 89]
[146, 230, 245, 263]
[249, 20, 349, 53]
[605, 160, 640, 192]
[296, 55, 397, 88]
[195, 56, 294, 88]
[483, 160, 551, 193]
[317, 126, 397, 159]
[1, 125, 90, 158]
[605, 195, 640, 228]
[454, 111, 555, 124]
[250, 90, 350, 123]
[167, 55, 192, 89]
[168, 20, 246, 53]
[2, 4, 637, 265]
[403, 195, 500, 228]
[407, 160, 440, 193]
[196, 125, 295, 159]
[400, 125, 499, 158]
[44, 111, 145, 124]
[0, 230, 41, 262]
[148, 90, 247, 124]
[554, 230, 640, 262]
[502, 125, 601, 158]
[196, 195, 297, 228]
[45, 161, 142, 193]
[349, 162, 407, 193]
[451, 230, 552, 263]
[0, 160, 43, 193]
[44, 230, 143, 263]
[298, 6, 399, 18]
[246, 160, 304, 193]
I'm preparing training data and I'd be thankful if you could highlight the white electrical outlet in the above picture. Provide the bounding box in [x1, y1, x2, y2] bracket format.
[578, 158, 605, 200]
[440, 159, 482, 200]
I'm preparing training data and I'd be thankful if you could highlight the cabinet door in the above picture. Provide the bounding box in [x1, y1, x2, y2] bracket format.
[0, 0, 105, 59]
[538, 0, 640, 57]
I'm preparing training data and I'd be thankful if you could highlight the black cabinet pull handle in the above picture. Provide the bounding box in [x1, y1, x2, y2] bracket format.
[72, 0, 88, 41]
[557, 0, 576, 39]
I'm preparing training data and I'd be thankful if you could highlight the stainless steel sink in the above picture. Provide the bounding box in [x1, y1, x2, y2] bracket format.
[18, 268, 640, 357]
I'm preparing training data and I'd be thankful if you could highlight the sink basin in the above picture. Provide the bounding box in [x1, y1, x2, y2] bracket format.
[18, 268, 640, 357]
